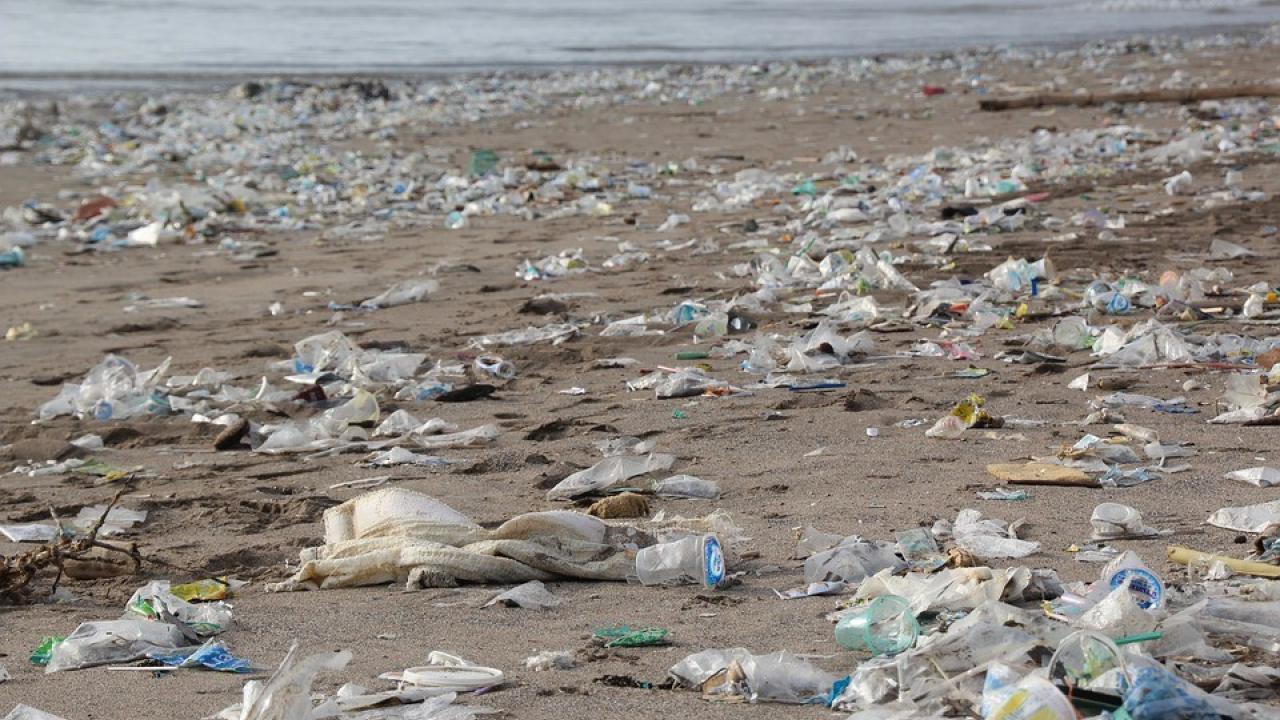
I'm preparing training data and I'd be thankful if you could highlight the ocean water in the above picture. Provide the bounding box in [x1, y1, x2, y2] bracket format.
[1, 0, 1278, 83]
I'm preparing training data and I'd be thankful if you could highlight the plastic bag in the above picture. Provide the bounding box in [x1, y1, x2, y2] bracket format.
[238, 643, 353, 720]
[46, 619, 186, 673]
[804, 539, 901, 584]
[953, 509, 1039, 560]
[546, 453, 675, 500]
[483, 580, 561, 610]
[414, 424, 499, 450]
[360, 279, 439, 309]
[3, 707, 67, 720]
[1225, 467, 1280, 488]
[1121, 666, 1218, 720]
[127, 580, 234, 637]
[1074, 582, 1157, 636]
[1207, 499, 1280, 533]
[652, 474, 720, 498]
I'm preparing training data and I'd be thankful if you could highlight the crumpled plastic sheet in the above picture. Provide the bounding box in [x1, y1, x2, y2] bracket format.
[951, 509, 1040, 560]
[669, 648, 837, 704]
[46, 619, 187, 673]
[803, 538, 902, 584]
[1074, 582, 1159, 636]
[483, 580, 561, 610]
[852, 567, 1035, 616]
[359, 279, 439, 309]
[1207, 499, 1280, 533]
[833, 601, 1058, 711]
[468, 323, 579, 348]
[545, 453, 675, 500]
[268, 488, 641, 591]
[3, 707, 68, 720]
[227, 642, 353, 720]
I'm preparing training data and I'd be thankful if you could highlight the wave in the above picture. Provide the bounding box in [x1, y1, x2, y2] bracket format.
[1078, 0, 1265, 11]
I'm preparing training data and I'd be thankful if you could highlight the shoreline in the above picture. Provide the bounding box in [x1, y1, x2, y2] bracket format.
[0, 22, 1276, 98]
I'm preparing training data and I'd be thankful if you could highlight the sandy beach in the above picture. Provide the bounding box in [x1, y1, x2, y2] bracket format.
[3, 27, 1280, 719]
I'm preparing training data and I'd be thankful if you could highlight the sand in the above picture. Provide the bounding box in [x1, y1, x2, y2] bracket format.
[3, 30, 1280, 718]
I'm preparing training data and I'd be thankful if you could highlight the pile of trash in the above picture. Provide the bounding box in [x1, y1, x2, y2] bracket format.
[35, 579, 245, 675]
[664, 527, 1280, 719]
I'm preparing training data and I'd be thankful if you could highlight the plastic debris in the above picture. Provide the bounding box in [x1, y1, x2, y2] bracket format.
[268, 488, 643, 590]
[483, 580, 561, 610]
[1225, 467, 1280, 488]
[524, 650, 576, 671]
[593, 626, 671, 647]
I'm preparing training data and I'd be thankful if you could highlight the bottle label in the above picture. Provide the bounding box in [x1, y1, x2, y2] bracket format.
[702, 536, 725, 588]
[1109, 567, 1163, 609]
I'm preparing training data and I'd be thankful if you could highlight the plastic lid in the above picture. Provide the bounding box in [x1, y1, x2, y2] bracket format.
[702, 535, 725, 588]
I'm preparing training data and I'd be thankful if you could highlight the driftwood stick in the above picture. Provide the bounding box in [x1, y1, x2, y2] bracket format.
[980, 84, 1280, 112]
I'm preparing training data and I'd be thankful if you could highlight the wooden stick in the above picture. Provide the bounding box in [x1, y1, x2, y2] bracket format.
[980, 84, 1280, 112]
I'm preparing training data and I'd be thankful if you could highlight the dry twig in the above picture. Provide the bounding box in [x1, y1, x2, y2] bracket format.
[0, 491, 142, 603]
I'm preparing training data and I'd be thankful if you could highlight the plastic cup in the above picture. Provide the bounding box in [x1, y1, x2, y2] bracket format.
[1048, 630, 1130, 692]
[1091, 502, 1143, 538]
[635, 535, 725, 588]
[834, 595, 918, 656]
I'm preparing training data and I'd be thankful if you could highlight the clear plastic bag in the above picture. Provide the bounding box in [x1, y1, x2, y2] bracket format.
[46, 619, 186, 673]
[546, 453, 675, 500]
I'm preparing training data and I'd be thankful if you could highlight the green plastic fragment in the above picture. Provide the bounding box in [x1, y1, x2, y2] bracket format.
[30, 636, 64, 666]
[791, 179, 817, 196]
[593, 625, 670, 648]
[468, 149, 500, 177]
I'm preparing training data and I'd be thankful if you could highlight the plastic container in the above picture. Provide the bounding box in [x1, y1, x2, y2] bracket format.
[1047, 630, 1129, 692]
[1090, 503, 1147, 539]
[634, 534, 725, 588]
[1101, 552, 1165, 610]
[833, 595, 918, 656]
[474, 355, 516, 380]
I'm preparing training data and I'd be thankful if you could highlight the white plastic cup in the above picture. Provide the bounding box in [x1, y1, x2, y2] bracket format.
[635, 535, 725, 588]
